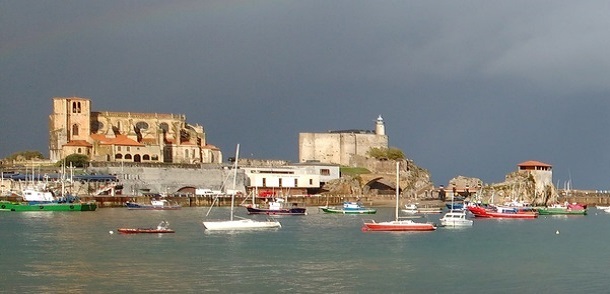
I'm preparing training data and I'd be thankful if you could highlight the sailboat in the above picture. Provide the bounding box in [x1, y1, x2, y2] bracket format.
[361, 161, 436, 232]
[202, 144, 281, 231]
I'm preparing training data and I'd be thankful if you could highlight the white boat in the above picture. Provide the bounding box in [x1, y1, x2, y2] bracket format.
[402, 204, 419, 214]
[202, 144, 281, 231]
[439, 210, 473, 227]
[362, 162, 436, 232]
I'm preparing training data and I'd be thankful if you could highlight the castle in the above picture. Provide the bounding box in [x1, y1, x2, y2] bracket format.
[48, 97, 222, 164]
[298, 115, 389, 166]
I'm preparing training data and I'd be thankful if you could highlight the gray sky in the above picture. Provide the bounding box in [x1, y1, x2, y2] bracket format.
[2, 1, 610, 189]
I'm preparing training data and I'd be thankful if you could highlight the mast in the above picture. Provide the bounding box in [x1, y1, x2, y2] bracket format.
[395, 161, 399, 221]
[230, 144, 240, 221]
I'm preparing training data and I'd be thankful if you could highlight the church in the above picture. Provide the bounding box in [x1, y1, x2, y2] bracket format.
[48, 97, 222, 164]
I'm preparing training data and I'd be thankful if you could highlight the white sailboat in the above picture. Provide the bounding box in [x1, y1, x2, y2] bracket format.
[202, 144, 281, 231]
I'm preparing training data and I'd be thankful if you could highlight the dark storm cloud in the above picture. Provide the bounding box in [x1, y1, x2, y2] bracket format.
[2, 1, 610, 189]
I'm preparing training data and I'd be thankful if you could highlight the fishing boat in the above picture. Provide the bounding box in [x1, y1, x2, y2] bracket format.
[118, 221, 175, 234]
[245, 197, 307, 215]
[439, 210, 473, 227]
[320, 201, 377, 214]
[202, 144, 281, 231]
[467, 205, 538, 219]
[125, 198, 181, 210]
[536, 203, 587, 215]
[0, 188, 97, 212]
[362, 162, 436, 232]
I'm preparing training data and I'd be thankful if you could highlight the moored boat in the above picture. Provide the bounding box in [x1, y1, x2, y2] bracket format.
[537, 203, 587, 215]
[467, 205, 538, 219]
[125, 198, 181, 210]
[320, 201, 376, 214]
[0, 188, 97, 212]
[245, 198, 307, 215]
[362, 161, 436, 232]
[118, 221, 175, 233]
[439, 210, 473, 227]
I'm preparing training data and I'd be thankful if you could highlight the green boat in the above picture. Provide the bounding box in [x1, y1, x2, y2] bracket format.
[536, 206, 587, 215]
[0, 188, 97, 212]
[0, 201, 97, 211]
[319, 201, 377, 214]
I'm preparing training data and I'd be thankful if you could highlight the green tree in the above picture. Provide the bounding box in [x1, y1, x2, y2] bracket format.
[366, 147, 405, 160]
[4, 150, 45, 161]
[58, 154, 90, 168]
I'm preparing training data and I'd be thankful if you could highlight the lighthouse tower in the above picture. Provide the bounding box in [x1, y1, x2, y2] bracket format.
[375, 115, 385, 135]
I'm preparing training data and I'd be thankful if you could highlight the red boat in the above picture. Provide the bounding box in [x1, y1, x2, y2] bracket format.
[468, 205, 538, 219]
[117, 220, 175, 233]
[117, 228, 175, 234]
[362, 219, 437, 231]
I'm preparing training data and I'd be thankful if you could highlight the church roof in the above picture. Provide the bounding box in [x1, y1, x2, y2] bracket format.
[90, 134, 144, 146]
[64, 140, 92, 147]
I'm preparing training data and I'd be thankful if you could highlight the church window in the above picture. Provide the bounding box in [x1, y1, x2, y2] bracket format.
[136, 121, 149, 130]
[159, 123, 169, 133]
[77, 148, 82, 153]
[72, 124, 79, 136]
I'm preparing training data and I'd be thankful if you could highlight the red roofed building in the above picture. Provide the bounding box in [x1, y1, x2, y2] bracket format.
[49, 97, 222, 164]
[517, 160, 553, 195]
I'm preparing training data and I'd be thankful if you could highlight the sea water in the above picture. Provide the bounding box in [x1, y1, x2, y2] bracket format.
[1, 206, 609, 293]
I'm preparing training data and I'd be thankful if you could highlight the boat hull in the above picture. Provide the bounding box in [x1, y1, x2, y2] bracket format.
[0, 201, 97, 212]
[125, 202, 181, 210]
[537, 208, 587, 215]
[246, 207, 307, 215]
[362, 220, 436, 231]
[320, 207, 377, 214]
[202, 219, 281, 231]
[468, 206, 537, 219]
[118, 228, 175, 234]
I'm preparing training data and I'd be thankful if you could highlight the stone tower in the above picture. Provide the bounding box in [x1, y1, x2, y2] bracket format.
[49, 97, 92, 161]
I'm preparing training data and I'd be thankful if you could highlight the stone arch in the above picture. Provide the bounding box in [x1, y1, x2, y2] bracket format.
[363, 176, 398, 195]
[177, 186, 196, 195]
[115, 153, 122, 159]
[134, 154, 141, 162]
[143, 154, 150, 161]
[125, 154, 132, 160]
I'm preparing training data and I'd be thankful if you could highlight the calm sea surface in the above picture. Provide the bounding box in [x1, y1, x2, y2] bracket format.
[1, 206, 610, 293]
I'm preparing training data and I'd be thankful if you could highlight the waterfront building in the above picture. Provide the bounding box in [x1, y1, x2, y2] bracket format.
[298, 115, 389, 166]
[240, 161, 340, 196]
[49, 97, 222, 164]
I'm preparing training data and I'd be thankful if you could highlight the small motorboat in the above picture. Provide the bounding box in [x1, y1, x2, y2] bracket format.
[118, 221, 175, 234]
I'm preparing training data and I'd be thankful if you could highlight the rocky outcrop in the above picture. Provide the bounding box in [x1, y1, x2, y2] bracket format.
[323, 155, 435, 198]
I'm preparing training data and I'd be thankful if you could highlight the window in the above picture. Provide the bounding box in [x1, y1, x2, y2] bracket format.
[294, 179, 298, 187]
[143, 155, 150, 160]
[262, 178, 266, 187]
[320, 169, 330, 176]
[115, 154, 123, 159]
[126, 147, 131, 152]
[309, 179, 313, 185]
[72, 124, 79, 136]
[185, 149, 189, 158]
[117, 146, 121, 151]
[278, 178, 283, 187]
[77, 148, 82, 153]
[125, 154, 132, 160]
